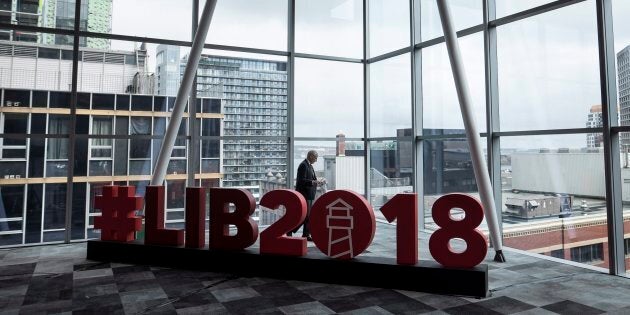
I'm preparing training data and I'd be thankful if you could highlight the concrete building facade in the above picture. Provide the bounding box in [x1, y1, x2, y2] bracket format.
[0, 40, 153, 94]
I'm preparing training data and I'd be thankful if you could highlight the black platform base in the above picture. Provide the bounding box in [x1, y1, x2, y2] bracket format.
[87, 240, 489, 298]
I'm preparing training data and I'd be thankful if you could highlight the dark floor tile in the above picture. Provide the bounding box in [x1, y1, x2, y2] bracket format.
[221, 296, 279, 314]
[252, 280, 315, 306]
[476, 296, 537, 314]
[355, 289, 420, 307]
[73, 262, 111, 272]
[73, 273, 116, 288]
[320, 297, 364, 313]
[22, 274, 73, 305]
[121, 297, 177, 315]
[174, 303, 231, 314]
[381, 299, 436, 315]
[18, 299, 73, 314]
[112, 264, 151, 275]
[73, 283, 119, 300]
[161, 282, 208, 299]
[171, 290, 219, 309]
[542, 300, 605, 315]
[412, 293, 470, 310]
[0, 294, 25, 310]
[73, 306, 125, 315]
[72, 293, 123, 313]
[443, 303, 503, 315]
[0, 275, 32, 290]
[116, 278, 161, 293]
[0, 263, 36, 277]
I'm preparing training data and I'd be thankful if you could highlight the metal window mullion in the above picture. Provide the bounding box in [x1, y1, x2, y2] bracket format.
[411, 0, 424, 229]
[363, 0, 371, 200]
[287, 0, 295, 189]
[188, 0, 200, 187]
[484, 0, 503, 238]
[490, 0, 587, 27]
[63, 0, 82, 243]
[596, 0, 625, 275]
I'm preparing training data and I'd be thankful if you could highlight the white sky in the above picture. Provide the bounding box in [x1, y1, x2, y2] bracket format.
[107, 0, 630, 150]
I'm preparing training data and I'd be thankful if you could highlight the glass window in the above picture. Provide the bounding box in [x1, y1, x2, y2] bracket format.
[496, 0, 555, 19]
[2, 113, 28, 134]
[422, 32, 486, 133]
[369, 54, 411, 137]
[203, 0, 287, 51]
[38, 48, 59, 59]
[223, 139, 287, 189]
[296, 0, 363, 59]
[369, 140, 413, 219]
[423, 137, 484, 229]
[613, 0, 630, 276]
[293, 141, 366, 197]
[32, 91, 47, 108]
[84, 0, 191, 42]
[44, 184, 67, 230]
[49, 92, 71, 108]
[419, 0, 482, 42]
[295, 58, 363, 138]
[368, 0, 410, 57]
[497, 1, 600, 132]
[501, 134, 608, 271]
[0, 185, 24, 219]
[570, 244, 604, 263]
[166, 180, 185, 209]
[201, 118, 220, 137]
[92, 93, 115, 110]
[130, 117, 151, 135]
[4, 89, 30, 107]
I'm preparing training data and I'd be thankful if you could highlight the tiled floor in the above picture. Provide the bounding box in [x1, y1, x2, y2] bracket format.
[1, 223, 630, 314]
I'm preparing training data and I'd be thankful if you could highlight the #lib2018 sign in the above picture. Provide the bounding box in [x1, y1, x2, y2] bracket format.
[93, 186, 488, 269]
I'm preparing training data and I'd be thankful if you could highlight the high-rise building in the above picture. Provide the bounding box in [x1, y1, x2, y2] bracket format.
[618, 45, 630, 149]
[586, 105, 603, 148]
[0, 0, 40, 42]
[0, 0, 112, 49]
[157, 47, 288, 194]
[155, 45, 181, 97]
[195, 55, 287, 194]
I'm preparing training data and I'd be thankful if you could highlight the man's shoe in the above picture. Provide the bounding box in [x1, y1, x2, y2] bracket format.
[287, 232, 293, 237]
[305, 236, 313, 242]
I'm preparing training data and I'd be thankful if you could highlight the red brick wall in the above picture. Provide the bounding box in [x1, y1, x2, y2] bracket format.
[504, 220, 630, 270]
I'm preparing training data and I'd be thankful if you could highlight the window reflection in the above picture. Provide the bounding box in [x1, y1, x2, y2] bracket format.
[296, 0, 363, 58]
[497, 1, 600, 131]
[501, 134, 609, 271]
[369, 54, 411, 137]
[295, 58, 363, 138]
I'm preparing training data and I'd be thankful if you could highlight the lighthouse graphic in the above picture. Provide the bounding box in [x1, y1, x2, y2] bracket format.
[326, 198, 355, 259]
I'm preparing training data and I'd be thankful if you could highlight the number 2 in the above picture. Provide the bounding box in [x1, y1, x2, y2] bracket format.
[259, 189, 308, 256]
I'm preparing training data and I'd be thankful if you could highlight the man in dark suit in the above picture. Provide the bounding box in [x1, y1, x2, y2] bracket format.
[289, 150, 321, 241]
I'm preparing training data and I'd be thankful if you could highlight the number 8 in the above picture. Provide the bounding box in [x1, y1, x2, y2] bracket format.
[429, 194, 488, 268]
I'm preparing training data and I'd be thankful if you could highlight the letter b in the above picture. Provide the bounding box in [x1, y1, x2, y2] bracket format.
[209, 188, 258, 250]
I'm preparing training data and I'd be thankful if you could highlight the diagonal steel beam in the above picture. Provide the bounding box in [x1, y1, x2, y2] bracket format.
[151, 0, 218, 186]
[436, 0, 505, 262]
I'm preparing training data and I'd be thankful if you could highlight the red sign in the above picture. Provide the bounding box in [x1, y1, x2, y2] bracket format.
[93, 186, 488, 268]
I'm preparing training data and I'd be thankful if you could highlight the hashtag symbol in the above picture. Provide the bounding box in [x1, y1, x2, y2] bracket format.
[94, 185, 143, 242]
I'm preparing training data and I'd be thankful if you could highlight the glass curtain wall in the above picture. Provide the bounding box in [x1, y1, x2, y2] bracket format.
[0, 0, 627, 277]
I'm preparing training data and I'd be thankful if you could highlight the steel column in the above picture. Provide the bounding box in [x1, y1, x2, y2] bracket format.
[151, 0, 218, 186]
[436, 0, 505, 261]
